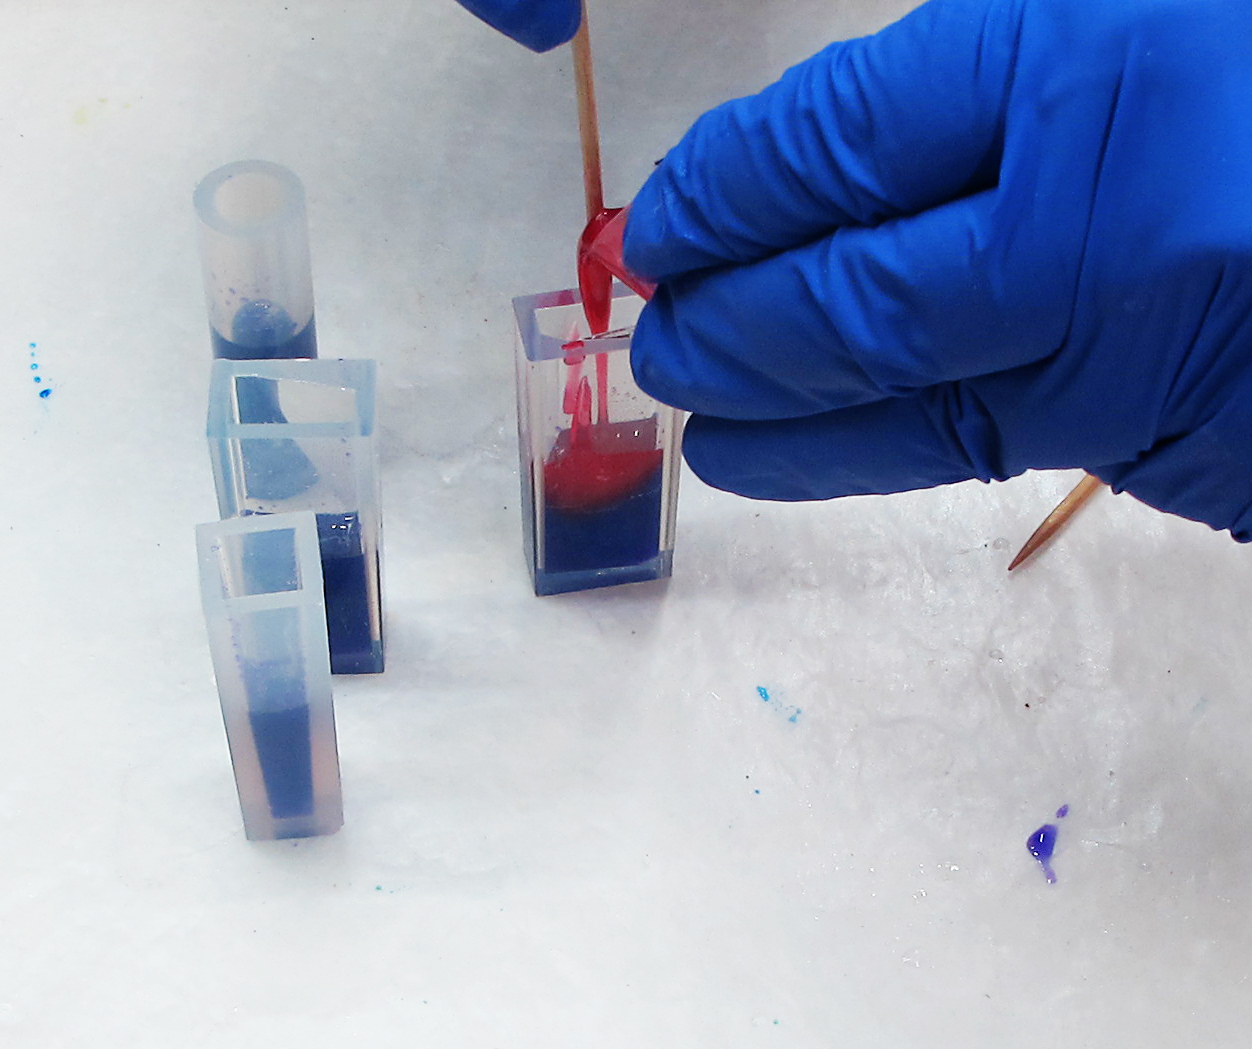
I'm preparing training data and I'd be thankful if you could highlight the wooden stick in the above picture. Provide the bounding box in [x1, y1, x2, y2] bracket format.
[1008, 473, 1106, 571]
[570, 1, 604, 223]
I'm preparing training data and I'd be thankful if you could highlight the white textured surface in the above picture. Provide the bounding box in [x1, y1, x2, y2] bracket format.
[2, 2, 1250, 1045]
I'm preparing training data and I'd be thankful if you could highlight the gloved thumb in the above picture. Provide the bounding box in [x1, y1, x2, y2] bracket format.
[678, 392, 997, 503]
[631, 189, 1078, 422]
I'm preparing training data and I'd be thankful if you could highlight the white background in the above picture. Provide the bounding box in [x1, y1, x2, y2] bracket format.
[2, 1, 1250, 1045]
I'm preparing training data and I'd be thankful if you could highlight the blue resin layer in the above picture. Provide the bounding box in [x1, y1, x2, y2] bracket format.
[316, 512, 383, 675]
[249, 705, 314, 820]
[533, 467, 667, 595]
[534, 549, 673, 597]
[211, 301, 317, 361]
[241, 660, 314, 821]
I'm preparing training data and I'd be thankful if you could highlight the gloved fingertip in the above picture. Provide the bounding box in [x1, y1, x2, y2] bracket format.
[457, 0, 581, 52]
[523, 5, 581, 52]
[679, 396, 994, 503]
[680, 415, 817, 501]
[622, 172, 680, 282]
[628, 291, 689, 409]
[675, 416, 737, 494]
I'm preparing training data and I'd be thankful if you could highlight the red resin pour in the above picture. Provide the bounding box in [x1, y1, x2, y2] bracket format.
[547, 343, 662, 513]
[576, 205, 657, 337]
[544, 418, 663, 512]
[547, 227, 662, 515]
[581, 206, 657, 304]
[595, 351, 609, 425]
[552, 15, 669, 529]
[576, 207, 620, 337]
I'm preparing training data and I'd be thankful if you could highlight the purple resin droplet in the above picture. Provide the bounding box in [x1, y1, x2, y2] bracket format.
[1028, 823, 1060, 883]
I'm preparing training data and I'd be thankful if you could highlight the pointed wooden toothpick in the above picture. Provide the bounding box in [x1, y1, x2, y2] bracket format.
[1008, 473, 1105, 571]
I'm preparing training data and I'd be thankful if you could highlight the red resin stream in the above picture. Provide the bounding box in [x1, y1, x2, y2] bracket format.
[576, 207, 620, 337]
[545, 207, 662, 516]
[545, 358, 661, 512]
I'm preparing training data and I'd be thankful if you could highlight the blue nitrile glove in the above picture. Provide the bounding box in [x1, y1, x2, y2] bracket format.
[624, 0, 1252, 541]
[454, 0, 580, 52]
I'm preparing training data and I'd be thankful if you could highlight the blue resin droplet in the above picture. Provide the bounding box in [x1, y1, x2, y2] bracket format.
[1028, 823, 1059, 883]
[39, 388, 51, 399]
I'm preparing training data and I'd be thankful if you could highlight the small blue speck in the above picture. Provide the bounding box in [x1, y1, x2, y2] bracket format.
[30, 363, 37, 370]
[789, 710, 801, 723]
[754, 789, 760, 795]
[33, 376, 40, 383]
[29, 342, 36, 349]
[39, 388, 51, 399]
[757, 686, 770, 702]
[1056, 804, 1070, 819]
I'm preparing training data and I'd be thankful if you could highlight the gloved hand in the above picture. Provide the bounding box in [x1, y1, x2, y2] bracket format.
[454, 0, 580, 52]
[624, 0, 1252, 541]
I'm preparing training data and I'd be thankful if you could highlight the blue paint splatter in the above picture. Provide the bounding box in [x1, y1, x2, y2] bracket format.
[756, 685, 801, 723]
[26, 342, 52, 399]
[1055, 804, 1069, 819]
